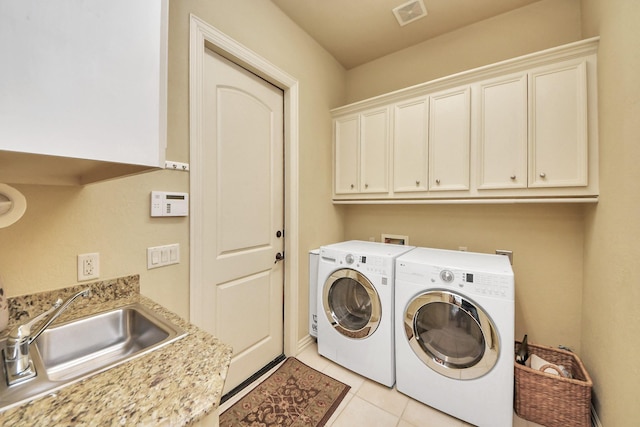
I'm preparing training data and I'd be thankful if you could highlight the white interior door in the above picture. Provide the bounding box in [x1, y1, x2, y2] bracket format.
[200, 50, 284, 394]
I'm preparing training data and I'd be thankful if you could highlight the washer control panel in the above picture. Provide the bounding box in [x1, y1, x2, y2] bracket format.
[425, 265, 513, 300]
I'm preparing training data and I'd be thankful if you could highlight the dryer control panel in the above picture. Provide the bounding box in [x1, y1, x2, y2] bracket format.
[322, 249, 393, 277]
[344, 253, 390, 276]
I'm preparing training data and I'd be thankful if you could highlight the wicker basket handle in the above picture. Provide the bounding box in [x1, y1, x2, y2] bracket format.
[539, 364, 563, 376]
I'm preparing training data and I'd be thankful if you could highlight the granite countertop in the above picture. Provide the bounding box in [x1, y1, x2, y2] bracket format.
[0, 276, 233, 426]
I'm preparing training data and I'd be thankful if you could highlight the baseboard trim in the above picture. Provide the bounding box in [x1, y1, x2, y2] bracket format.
[591, 405, 603, 427]
[296, 334, 316, 354]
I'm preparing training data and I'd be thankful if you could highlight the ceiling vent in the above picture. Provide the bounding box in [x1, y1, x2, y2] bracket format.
[392, 0, 428, 27]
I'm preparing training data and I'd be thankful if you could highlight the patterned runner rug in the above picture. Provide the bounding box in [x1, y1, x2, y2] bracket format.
[220, 357, 351, 427]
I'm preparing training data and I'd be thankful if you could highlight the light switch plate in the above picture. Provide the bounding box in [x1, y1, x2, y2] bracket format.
[147, 244, 180, 269]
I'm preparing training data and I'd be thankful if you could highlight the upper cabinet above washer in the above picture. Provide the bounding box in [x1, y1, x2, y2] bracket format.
[334, 106, 390, 195]
[0, 0, 168, 185]
[428, 86, 471, 192]
[528, 59, 589, 189]
[476, 73, 528, 190]
[331, 38, 599, 204]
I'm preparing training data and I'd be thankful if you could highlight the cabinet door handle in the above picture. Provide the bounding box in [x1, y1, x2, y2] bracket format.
[435, 179, 441, 185]
[365, 183, 369, 189]
[350, 184, 354, 189]
[416, 180, 420, 186]
[510, 175, 516, 180]
[539, 172, 546, 178]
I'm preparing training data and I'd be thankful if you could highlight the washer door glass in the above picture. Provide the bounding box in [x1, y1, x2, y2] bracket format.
[404, 290, 499, 379]
[323, 268, 381, 339]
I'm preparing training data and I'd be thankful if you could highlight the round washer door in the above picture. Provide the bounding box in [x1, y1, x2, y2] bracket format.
[323, 268, 381, 339]
[404, 290, 499, 379]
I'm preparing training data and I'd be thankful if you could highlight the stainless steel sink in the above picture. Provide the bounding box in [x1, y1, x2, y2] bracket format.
[0, 303, 186, 412]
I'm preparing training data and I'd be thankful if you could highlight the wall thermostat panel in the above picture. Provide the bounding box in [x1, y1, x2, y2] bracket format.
[151, 191, 189, 217]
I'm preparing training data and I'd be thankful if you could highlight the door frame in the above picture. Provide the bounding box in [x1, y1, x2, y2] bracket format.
[189, 14, 300, 357]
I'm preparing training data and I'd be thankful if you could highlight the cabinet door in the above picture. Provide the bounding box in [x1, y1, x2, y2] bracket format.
[529, 60, 588, 188]
[334, 115, 360, 194]
[0, 0, 166, 167]
[393, 98, 429, 193]
[477, 74, 528, 189]
[360, 108, 389, 193]
[429, 87, 471, 191]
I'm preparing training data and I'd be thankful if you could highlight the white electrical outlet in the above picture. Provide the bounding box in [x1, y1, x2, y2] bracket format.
[78, 253, 100, 281]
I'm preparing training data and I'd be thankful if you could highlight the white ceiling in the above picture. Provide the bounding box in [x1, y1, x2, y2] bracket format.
[271, 0, 543, 69]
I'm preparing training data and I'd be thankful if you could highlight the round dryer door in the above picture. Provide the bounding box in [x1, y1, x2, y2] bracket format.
[323, 268, 381, 339]
[404, 290, 499, 379]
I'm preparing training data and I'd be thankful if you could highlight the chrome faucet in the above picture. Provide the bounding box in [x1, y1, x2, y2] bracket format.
[3, 288, 91, 385]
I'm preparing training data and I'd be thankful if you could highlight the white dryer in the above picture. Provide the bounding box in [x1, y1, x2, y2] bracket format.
[317, 240, 414, 387]
[395, 247, 514, 427]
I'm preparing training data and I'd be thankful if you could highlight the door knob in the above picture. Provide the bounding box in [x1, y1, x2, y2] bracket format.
[274, 252, 285, 263]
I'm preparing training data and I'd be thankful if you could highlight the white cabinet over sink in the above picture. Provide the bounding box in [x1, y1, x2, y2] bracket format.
[0, 0, 168, 185]
[331, 38, 599, 204]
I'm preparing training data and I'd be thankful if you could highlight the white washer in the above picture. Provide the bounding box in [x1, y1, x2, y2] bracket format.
[395, 247, 515, 427]
[317, 240, 414, 387]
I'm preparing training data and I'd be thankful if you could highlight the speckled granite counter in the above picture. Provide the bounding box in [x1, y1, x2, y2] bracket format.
[0, 276, 233, 426]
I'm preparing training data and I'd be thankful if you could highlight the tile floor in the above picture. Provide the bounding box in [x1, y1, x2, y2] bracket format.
[219, 342, 544, 427]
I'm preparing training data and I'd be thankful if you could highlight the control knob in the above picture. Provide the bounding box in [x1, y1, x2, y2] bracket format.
[440, 270, 454, 283]
[345, 254, 355, 265]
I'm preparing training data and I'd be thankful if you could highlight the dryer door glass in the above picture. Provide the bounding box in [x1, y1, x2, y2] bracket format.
[323, 268, 381, 339]
[404, 290, 499, 379]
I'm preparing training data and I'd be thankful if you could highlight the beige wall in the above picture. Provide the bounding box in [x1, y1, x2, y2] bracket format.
[343, 204, 585, 350]
[346, 0, 582, 103]
[580, 0, 640, 425]
[0, 171, 190, 315]
[0, 0, 346, 346]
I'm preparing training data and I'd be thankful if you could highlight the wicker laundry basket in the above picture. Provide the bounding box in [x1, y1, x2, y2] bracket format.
[514, 341, 593, 427]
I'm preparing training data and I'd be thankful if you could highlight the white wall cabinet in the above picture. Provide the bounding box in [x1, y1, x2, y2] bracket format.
[528, 59, 588, 188]
[477, 60, 589, 192]
[334, 107, 389, 195]
[332, 38, 599, 203]
[0, 0, 168, 185]
[393, 97, 429, 193]
[428, 86, 471, 192]
[476, 73, 528, 190]
[360, 109, 390, 193]
[334, 115, 360, 194]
